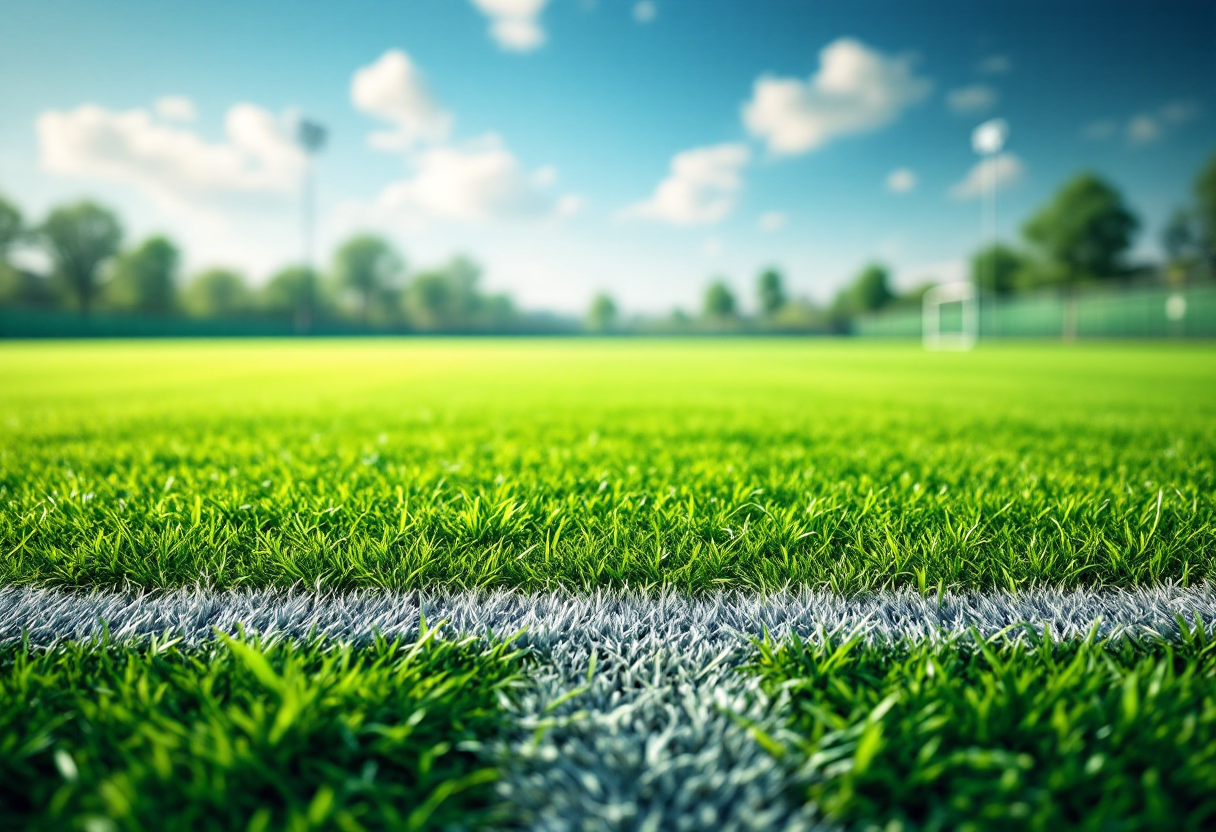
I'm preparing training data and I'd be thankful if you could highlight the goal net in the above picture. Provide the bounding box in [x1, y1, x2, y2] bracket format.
[923, 281, 978, 350]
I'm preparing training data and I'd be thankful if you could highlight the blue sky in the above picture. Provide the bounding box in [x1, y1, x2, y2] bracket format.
[0, 0, 1212, 314]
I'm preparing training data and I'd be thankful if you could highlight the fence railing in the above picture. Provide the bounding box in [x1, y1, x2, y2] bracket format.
[0, 307, 578, 339]
[854, 283, 1216, 340]
[4, 284, 1215, 340]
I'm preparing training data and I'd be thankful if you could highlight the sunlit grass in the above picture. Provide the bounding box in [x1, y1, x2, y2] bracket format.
[746, 621, 1216, 831]
[0, 627, 526, 831]
[1, 339, 1213, 592]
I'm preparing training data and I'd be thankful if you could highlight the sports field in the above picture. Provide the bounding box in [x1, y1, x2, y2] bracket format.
[3, 339, 1216, 830]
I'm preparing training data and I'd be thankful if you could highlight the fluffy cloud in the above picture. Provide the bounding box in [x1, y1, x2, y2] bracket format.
[1127, 115, 1161, 146]
[633, 1, 656, 23]
[1084, 101, 1201, 147]
[620, 143, 750, 226]
[886, 168, 917, 193]
[1161, 100, 1201, 125]
[1128, 101, 1201, 145]
[758, 210, 787, 232]
[950, 153, 1023, 199]
[946, 84, 997, 115]
[38, 102, 303, 206]
[977, 54, 1012, 75]
[352, 50, 453, 150]
[470, 0, 549, 52]
[346, 50, 575, 228]
[155, 96, 197, 123]
[741, 38, 931, 156]
[363, 135, 576, 225]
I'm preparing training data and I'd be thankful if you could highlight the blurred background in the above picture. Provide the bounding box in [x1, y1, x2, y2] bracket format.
[0, 0, 1213, 338]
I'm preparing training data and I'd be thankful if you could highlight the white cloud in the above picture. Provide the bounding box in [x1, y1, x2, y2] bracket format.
[359, 134, 576, 225]
[352, 50, 453, 151]
[950, 153, 1023, 199]
[620, 143, 750, 226]
[977, 54, 1012, 75]
[155, 96, 197, 123]
[946, 84, 997, 115]
[344, 50, 572, 230]
[702, 237, 723, 258]
[758, 211, 787, 232]
[1127, 114, 1161, 146]
[886, 168, 917, 193]
[741, 38, 931, 156]
[470, 0, 549, 52]
[1126, 100, 1202, 146]
[37, 102, 304, 207]
[1084, 101, 1201, 147]
[1161, 100, 1201, 125]
[633, 1, 656, 23]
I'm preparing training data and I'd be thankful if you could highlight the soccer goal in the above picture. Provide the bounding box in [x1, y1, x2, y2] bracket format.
[923, 281, 978, 350]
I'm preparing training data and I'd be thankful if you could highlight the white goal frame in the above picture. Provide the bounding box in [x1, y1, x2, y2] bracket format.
[923, 281, 978, 350]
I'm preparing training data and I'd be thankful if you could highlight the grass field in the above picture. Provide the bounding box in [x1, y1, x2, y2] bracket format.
[2, 339, 1214, 593]
[749, 626, 1216, 831]
[2, 339, 1216, 830]
[2, 629, 526, 832]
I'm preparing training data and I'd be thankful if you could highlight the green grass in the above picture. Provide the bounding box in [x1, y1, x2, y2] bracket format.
[1, 339, 1214, 592]
[0, 627, 526, 832]
[747, 622, 1216, 831]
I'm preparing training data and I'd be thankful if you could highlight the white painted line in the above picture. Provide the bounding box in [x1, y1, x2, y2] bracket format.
[3, 584, 1213, 831]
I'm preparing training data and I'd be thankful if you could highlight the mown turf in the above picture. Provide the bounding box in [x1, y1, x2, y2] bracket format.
[747, 623, 1216, 832]
[1, 339, 1214, 592]
[0, 628, 526, 831]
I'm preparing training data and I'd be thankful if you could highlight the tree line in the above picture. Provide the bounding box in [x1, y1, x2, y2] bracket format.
[4, 150, 1213, 335]
[587, 150, 1216, 333]
[0, 199, 525, 332]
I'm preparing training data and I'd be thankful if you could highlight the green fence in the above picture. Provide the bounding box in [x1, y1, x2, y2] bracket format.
[0, 308, 577, 339]
[854, 284, 1216, 339]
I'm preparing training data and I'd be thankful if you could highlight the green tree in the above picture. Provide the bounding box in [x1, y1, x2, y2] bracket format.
[586, 292, 617, 332]
[970, 244, 1024, 295]
[835, 263, 894, 314]
[0, 193, 27, 305]
[1192, 148, 1216, 269]
[757, 268, 786, 315]
[331, 234, 404, 324]
[404, 257, 483, 330]
[262, 265, 319, 332]
[39, 201, 123, 313]
[183, 268, 253, 318]
[1022, 173, 1139, 286]
[107, 236, 180, 314]
[770, 298, 829, 332]
[703, 280, 736, 319]
[1162, 209, 1198, 261]
[0, 193, 21, 262]
[1160, 208, 1202, 286]
[895, 281, 936, 308]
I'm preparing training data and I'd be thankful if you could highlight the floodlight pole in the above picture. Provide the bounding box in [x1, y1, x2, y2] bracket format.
[296, 118, 327, 335]
[971, 118, 1008, 344]
[981, 147, 996, 336]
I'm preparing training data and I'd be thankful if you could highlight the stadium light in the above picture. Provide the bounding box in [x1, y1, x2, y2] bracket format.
[972, 118, 1008, 156]
[974, 118, 1008, 339]
[295, 118, 327, 334]
[926, 119, 1009, 350]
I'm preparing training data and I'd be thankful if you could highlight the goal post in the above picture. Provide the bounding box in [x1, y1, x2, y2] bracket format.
[923, 281, 978, 350]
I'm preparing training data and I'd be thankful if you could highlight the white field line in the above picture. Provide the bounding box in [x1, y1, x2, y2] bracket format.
[3, 584, 1213, 647]
[3, 583, 1215, 832]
